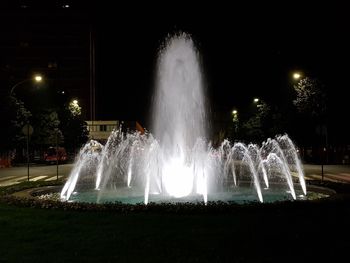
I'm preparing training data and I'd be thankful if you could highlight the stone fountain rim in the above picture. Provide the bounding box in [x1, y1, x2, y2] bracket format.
[1, 180, 348, 214]
[13, 181, 336, 200]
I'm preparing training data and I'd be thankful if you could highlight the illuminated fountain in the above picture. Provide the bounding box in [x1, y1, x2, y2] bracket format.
[61, 33, 307, 204]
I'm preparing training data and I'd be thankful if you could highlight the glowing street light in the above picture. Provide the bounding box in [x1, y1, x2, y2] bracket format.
[293, 72, 302, 80]
[253, 98, 259, 103]
[34, 75, 43, 82]
[10, 74, 44, 94]
[232, 109, 239, 133]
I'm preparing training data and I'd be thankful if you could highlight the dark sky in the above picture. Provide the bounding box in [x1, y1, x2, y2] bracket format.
[95, 2, 349, 124]
[1, 1, 349, 129]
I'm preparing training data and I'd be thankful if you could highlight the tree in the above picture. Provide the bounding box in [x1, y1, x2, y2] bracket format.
[293, 76, 328, 163]
[0, 95, 31, 152]
[59, 104, 88, 154]
[293, 77, 327, 119]
[68, 100, 82, 117]
[31, 109, 63, 147]
[241, 100, 271, 142]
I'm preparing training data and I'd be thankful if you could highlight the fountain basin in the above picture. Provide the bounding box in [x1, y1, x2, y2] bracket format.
[66, 183, 331, 204]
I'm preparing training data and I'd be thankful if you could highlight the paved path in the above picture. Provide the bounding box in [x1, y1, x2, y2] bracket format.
[1, 163, 350, 187]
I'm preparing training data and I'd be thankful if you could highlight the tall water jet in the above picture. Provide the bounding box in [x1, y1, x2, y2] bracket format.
[152, 33, 207, 199]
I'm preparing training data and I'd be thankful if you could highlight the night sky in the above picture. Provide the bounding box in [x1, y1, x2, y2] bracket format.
[1, 1, 349, 130]
[95, 3, 349, 125]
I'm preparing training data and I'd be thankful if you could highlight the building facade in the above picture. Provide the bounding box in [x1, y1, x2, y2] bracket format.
[85, 120, 145, 143]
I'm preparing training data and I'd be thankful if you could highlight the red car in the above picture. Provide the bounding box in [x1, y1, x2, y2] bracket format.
[44, 147, 67, 164]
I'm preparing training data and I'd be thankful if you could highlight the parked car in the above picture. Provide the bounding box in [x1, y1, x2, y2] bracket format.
[43, 147, 67, 164]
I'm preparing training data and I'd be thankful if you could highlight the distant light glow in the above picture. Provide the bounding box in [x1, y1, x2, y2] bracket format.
[232, 110, 237, 115]
[63, 4, 70, 8]
[34, 75, 42, 82]
[293, 73, 301, 80]
[254, 98, 259, 103]
[72, 99, 78, 105]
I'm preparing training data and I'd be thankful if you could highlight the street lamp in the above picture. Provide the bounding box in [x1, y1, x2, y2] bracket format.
[232, 109, 239, 134]
[253, 98, 262, 108]
[34, 75, 43, 82]
[10, 74, 43, 94]
[10, 74, 42, 181]
[293, 72, 302, 80]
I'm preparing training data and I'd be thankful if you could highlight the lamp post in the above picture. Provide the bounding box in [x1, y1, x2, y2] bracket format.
[10, 74, 42, 180]
[232, 109, 239, 135]
[55, 128, 59, 180]
[292, 71, 327, 181]
[10, 74, 43, 94]
[21, 124, 33, 181]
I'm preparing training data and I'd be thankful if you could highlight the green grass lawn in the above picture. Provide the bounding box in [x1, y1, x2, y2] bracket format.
[1, 199, 350, 262]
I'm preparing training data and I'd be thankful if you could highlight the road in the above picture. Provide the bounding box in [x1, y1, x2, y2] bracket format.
[302, 164, 350, 183]
[0, 163, 350, 187]
[0, 163, 73, 187]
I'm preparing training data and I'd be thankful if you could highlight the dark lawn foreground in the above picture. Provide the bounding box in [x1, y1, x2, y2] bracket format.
[0, 182, 350, 262]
